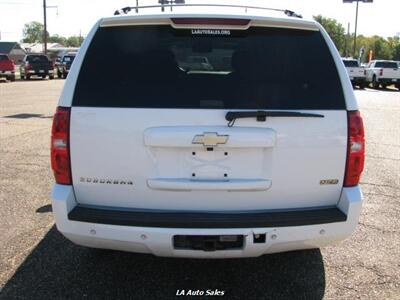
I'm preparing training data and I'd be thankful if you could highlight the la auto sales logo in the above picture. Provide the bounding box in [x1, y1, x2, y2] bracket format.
[176, 289, 225, 296]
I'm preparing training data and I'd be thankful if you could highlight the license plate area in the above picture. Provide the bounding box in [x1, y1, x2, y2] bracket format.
[173, 235, 244, 251]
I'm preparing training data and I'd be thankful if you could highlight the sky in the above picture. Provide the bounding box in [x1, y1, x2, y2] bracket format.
[0, 0, 399, 42]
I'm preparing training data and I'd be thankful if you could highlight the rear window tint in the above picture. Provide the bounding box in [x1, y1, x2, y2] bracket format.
[73, 25, 345, 109]
[343, 60, 359, 67]
[375, 62, 398, 68]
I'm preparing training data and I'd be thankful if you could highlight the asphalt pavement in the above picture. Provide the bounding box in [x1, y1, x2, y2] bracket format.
[0, 79, 399, 299]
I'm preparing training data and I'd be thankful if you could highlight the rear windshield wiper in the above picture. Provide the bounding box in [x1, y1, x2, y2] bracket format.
[225, 111, 324, 127]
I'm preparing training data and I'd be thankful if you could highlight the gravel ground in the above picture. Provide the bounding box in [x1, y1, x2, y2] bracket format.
[0, 80, 399, 299]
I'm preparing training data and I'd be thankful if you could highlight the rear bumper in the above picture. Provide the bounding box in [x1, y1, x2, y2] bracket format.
[377, 78, 399, 84]
[350, 77, 366, 84]
[52, 185, 363, 258]
[0, 70, 14, 75]
[69, 205, 346, 228]
[28, 70, 54, 75]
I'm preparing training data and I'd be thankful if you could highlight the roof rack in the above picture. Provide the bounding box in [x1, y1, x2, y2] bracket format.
[114, 1, 302, 19]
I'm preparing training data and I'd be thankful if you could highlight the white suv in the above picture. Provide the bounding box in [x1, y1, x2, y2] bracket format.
[51, 4, 365, 258]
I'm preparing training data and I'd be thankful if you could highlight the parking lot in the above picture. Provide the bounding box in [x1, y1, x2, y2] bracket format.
[0, 79, 399, 299]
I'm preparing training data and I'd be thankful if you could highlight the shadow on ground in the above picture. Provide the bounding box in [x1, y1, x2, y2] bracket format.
[1, 226, 325, 300]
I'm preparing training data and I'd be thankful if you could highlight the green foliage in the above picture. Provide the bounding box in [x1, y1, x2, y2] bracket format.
[48, 34, 67, 45]
[314, 15, 399, 62]
[66, 36, 84, 47]
[22, 21, 46, 43]
[21, 22, 84, 47]
[313, 15, 346, 56]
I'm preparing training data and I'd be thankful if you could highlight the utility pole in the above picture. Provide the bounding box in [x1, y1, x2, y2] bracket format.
[343, 0, 373, 58]
[345, 22, 350, 57]
[43, 0, 47, 54]
[353, 0, 359, 57]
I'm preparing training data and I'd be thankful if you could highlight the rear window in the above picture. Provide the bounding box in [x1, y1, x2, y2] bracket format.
[63, 56, 75, 63]
[375, 61, 398, 68]
[0, 55, 8, 61]
[27, 55, 49, 62]
[73, 25, 345, 109]
[343, 60, 359, 67]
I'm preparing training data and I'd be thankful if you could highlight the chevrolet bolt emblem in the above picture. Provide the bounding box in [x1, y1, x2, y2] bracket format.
[192, 132, 229, 147]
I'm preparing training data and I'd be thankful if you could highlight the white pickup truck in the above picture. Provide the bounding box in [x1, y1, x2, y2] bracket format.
[365, 60, 400, 90]
[342, 58, 366, 88]
[51, 3, 365, 258]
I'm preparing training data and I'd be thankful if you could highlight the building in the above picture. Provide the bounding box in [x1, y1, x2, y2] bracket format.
[20, 43, 78, 60]
[0, 42, 26, 63]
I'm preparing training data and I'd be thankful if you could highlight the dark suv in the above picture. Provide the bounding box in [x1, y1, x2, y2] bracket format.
[20, 54, 54, 80]
[56, 54, 76, 78]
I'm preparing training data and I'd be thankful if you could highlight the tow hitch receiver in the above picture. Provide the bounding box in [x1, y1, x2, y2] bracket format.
[173, 235, 244, 251]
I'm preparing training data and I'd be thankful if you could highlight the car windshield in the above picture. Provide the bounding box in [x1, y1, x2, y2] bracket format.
[74, 25, 345, 110]
[27, 55, 48, 62]
[343, 60, 359, 67]
[375, 62, 398, 68]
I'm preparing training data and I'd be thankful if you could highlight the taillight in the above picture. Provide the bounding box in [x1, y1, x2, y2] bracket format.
[344, 111, 365, 187]
[51, 107, 72, 185]
[379, 68, 383, 76]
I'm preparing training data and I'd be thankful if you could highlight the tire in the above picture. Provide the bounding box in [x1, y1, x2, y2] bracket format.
[63, 72, 67, 79]
[10, 75, 16, 82]
[382, 84, 388, 89]
[372, 76, 379, 89]
[359, 82, 366, 89]
[26, 74, 31, 80]
[20, 75, 25, 80]
[49, 75, 54, 80]
[57, 70, 62, 78]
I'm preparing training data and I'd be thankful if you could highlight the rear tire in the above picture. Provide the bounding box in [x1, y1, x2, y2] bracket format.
[57, 70, 62, 78]
[359, 82, 366, 89]
[382, 84, 388, 89]
[26, 74, 30, 80]
[49, 75, 54, 80]
[372, 76, 379, 89]
[10, 75, 16, 82]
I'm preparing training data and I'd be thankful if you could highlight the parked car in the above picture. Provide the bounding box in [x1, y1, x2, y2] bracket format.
[342, 58, 366, 88]
[51, 4, 365, 258]
[56, 54, 76, 78]
[0, 53, 16, 81]
[365, 60, 400, 90]
[20, 54, 54, 80]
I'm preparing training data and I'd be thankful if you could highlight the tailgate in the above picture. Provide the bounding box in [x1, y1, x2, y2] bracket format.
[70, 109, 347, 211]
[382, 69, 400, 79]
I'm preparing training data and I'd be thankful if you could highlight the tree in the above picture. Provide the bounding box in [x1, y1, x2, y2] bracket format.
[387, 36, 400, 61]
[48, 34, 67, 45]
[22, 21, 46, 43]
[313, 15, 346, 56]
[66, 36, 84, 47]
